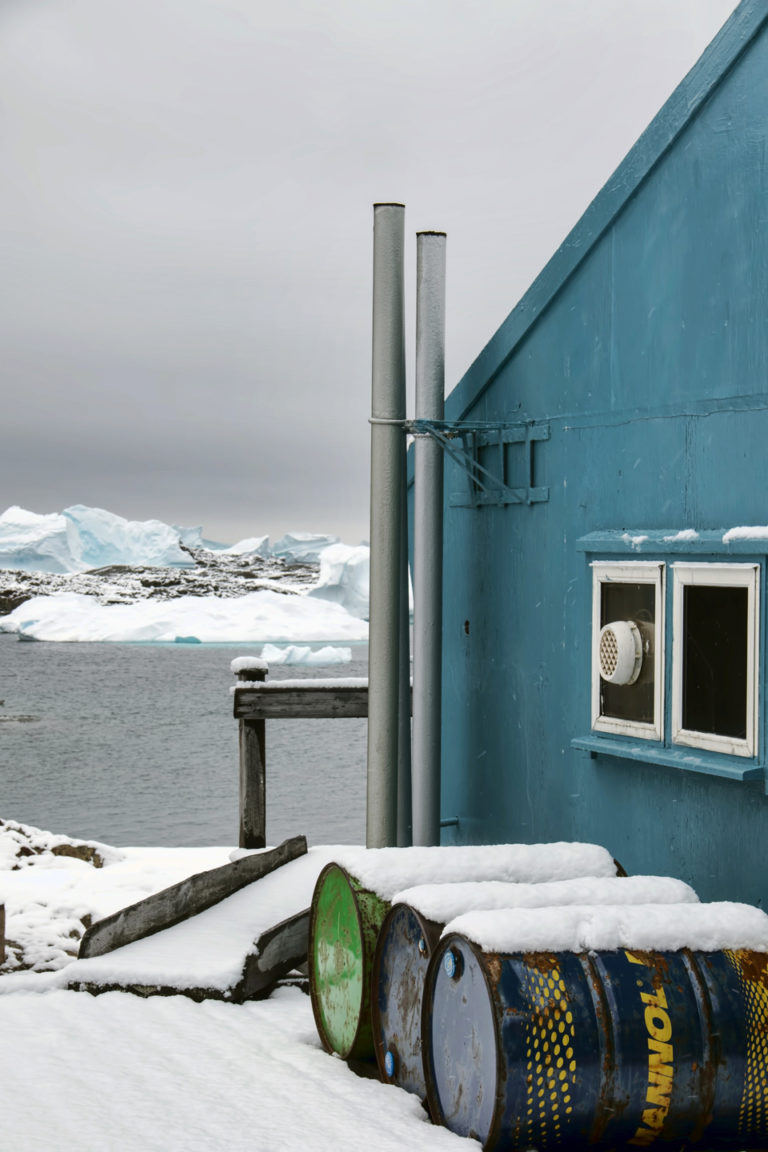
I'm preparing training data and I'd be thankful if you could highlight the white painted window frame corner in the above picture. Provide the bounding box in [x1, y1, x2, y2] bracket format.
[590, 561, 665, 742]
[671, 562, 760, 760]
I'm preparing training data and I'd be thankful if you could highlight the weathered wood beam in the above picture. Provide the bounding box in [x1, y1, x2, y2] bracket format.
[79, 835, 307, 959]
[234, 684, 371, 720]
[241, 909, 310, 998]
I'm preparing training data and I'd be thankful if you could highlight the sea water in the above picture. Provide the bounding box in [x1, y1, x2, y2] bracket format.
[0, 633, 367, 847]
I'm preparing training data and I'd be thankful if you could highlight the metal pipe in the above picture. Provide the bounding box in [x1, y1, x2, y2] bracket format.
[412, 230, 446, 846]
[367, 203, 406, 848]
[397, 497, 412, 847]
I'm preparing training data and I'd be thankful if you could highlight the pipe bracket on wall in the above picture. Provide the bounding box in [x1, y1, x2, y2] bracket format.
[407, 419, 550, 508]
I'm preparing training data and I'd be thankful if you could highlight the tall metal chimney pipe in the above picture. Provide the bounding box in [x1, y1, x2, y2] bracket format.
[367, 203, 406, 848]
[412, 230, 446, 846]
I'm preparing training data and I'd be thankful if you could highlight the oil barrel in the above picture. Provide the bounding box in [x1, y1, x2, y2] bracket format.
[373, 877, 696, 1102]
[423, 934, 768, 1151]
[372, 902, 442, 1096]
[309, 862, 389, 1061]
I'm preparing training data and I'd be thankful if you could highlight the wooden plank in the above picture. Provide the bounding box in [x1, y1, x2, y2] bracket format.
[234, 685, 371, 719]
[70, 910, 311, 1004]
[240, 910, 310, 999]
[79, 835, 307, 959]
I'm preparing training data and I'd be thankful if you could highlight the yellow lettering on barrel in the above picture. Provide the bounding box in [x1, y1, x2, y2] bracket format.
[644, 1006, 672, 1043]
[629, 968, 674, 1146]
[648, 1039, 673, 1073]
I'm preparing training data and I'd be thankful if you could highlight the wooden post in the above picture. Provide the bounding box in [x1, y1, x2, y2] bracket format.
[237, 663, 267, 849]
[0, 903, 5, 966]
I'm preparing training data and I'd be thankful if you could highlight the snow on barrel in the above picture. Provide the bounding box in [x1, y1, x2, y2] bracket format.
[308, 842, 619, 1062]
[372, 875, 697, 1099]
[423, 902, 768, 1151]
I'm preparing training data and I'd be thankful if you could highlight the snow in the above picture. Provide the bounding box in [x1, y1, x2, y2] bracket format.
[2, 819, 766, 1150]
[329, 841, 618, 902]
[0, 589, 369, 644]
[447, 902, 768, 955]
[723, 525, 768, 542]
[231, 676, 368, 693]
[394, 874, 699, 923]
[663, 529, 699, 542]
[0, 821, 471, 1151]
[28, 848, 342, 994]
[0, 989, 464, 1152]
[230, 655, 270, 674]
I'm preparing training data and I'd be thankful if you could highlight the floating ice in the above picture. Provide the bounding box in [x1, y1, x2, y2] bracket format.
[0, 590, 369, 644]
[259, 643, 352, 666]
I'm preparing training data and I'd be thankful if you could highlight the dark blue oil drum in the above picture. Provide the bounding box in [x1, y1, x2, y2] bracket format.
[372, 902, 442, 1097]
[423, 934, 768, 1150]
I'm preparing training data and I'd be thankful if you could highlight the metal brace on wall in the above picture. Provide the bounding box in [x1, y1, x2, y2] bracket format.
[407, 419, 550, 508]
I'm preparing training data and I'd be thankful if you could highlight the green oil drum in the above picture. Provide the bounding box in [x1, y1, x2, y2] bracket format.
[309, 862, 390, 1061]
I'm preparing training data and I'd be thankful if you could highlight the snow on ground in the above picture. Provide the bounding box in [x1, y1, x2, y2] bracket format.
[5, 821, 766, 1150]
[0, 820, 467, 1152]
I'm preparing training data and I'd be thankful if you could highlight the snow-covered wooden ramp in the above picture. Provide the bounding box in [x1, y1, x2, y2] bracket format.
[66, 839, 340, 1002]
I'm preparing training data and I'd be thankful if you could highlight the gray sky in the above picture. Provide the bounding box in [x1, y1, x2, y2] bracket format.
[1, 0, 737, 545]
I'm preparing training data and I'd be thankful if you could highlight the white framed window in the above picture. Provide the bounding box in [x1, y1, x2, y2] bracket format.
[671, 563, 759, 759]
[591, 562, 665, 741]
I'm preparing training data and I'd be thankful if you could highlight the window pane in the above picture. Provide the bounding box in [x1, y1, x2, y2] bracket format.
[682, 585, 748, 739]
[600, 582, 655, 724]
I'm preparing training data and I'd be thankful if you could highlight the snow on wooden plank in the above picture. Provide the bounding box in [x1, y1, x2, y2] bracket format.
[79, 835, 307, 959]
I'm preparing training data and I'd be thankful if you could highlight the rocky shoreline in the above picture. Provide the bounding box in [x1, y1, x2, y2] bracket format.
[0, 546, 320, 617]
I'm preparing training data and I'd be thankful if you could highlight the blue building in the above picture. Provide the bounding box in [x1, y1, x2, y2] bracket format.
[436, 0, 768, 905]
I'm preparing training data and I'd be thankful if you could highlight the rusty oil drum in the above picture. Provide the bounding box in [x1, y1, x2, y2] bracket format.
[423, 934, 768, 1150]
[372, 902, 442, 1096]
[308, 862, 390, 1061]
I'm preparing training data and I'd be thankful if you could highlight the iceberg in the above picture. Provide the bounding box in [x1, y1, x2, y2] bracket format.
[221, 536, 271, 558]
[308, 543, 370, 620]
[270, 532, 340, 563]
[0, 505, 192, 572]
[0, 507, 76, 574]
[0, 590, 369, 644]
[259, 643, 352, 666]
[63, 505, 193, 569]
[0, 504, 372, 641]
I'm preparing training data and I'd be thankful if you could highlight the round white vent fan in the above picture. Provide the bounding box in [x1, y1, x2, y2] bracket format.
[599, 620, 644, 686]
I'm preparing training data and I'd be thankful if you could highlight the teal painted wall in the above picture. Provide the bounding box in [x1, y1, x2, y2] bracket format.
[437, 7, 768, 906]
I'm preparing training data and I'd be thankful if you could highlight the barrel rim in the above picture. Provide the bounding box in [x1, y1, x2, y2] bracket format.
[371, 900, 443, 1086]
[308, 860, 367, 1059]
[422, 930, 503, 1148]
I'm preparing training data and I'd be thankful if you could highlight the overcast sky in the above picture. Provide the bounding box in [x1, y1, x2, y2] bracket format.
[1, 0, 738, 545]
